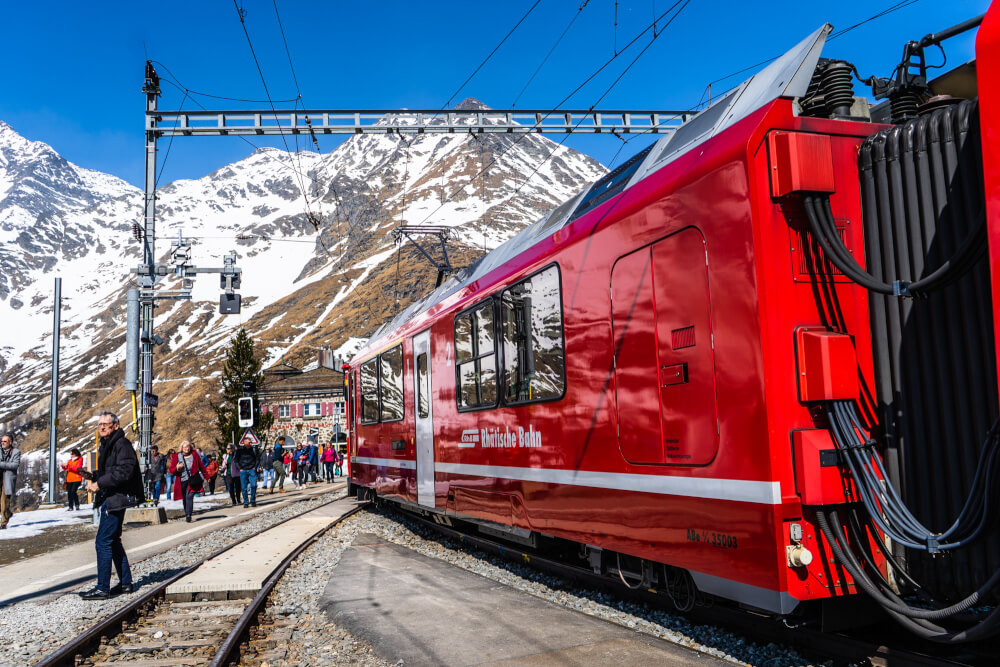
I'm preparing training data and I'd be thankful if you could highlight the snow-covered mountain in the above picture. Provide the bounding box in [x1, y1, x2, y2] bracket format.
[0, 99, 606, 458]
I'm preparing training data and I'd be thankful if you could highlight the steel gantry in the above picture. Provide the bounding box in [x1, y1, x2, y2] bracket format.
[132, 60, 691, 482]
[150, 108, 692, 137]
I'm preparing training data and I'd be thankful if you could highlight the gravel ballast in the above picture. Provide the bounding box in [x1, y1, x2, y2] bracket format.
[0, 489, 344, 666]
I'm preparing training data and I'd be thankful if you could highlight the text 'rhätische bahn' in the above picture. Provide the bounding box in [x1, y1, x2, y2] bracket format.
[346, 11, 1000, 643]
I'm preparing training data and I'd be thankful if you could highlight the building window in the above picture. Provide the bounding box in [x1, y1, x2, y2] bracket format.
[500, 264, 565, 404]
[279, 405, 291, 418]
[304, 402, 321, 417]
[455, 300, 498, 410]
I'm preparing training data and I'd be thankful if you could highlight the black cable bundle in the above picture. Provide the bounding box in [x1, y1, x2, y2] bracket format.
[820, 399, 1000, 641]
[802, 194, 985, 297]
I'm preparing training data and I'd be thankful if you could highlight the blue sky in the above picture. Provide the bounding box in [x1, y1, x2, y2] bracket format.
[0, 0, 989, 188]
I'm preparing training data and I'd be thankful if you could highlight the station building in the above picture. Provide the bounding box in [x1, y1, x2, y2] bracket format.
[259, 348, 347, 448]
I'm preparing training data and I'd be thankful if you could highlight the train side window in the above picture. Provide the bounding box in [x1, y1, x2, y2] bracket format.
[360, 359, 379, 424]
[416, 353, 429, 418]
[455, 300, 499, 410]
[380, 344, 404, 422]
[501, 264, 566, 404]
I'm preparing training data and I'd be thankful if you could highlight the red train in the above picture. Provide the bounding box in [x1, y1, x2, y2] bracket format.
[347, 9, 1000, 641]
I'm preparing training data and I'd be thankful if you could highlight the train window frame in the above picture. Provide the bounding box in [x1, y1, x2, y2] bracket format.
[379, 344, 405, 423]
[454, 299, 500, 412]
[359, 358, 380, 425]
[500, 263, 567, 407]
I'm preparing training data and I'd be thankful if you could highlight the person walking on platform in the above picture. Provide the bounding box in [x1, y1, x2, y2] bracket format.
[170, 440, 205, 523]
[146, 445, 166, 505]
[308, 442, 319, 484]
[260, 446, 275, 490]
[61, 448, 84, 510]
[223, 444, 241, 506]
[204, 452, 220, 495]
[295, 444, 308, 489]
[0, 433, 20, 530]
[335, 448, 344, 477]
[164, 448, 176, 501]
[80, 412, 142, 599]
[270, 438, 286, 493]
[236, 435, 260, 508]
[323, 443, 335, 482]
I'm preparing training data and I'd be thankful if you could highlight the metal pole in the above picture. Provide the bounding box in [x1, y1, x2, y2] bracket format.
[138, 61, 160, 478]
[47, 278, 61, 505]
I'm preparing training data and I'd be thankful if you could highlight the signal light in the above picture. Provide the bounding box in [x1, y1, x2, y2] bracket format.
[238, 397, 254, 427]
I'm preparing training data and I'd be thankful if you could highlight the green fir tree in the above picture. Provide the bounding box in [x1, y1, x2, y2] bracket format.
[214, 328, 274, 450]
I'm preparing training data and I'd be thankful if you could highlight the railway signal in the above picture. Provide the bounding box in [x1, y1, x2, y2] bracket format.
[237, 397, 255, 428]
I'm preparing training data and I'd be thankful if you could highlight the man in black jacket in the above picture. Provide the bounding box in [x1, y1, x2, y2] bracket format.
[235, 436, 261, 509]
[80, 411, 144, 600]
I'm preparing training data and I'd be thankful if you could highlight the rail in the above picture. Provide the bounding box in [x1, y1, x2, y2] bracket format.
[35, 490, 362, 667]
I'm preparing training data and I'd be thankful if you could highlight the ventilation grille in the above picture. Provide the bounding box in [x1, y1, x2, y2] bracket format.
[671, 326, 695, 349]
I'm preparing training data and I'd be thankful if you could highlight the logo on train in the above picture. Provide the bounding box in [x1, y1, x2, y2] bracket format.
[459, 425, 542, 449]
[459, 429, 480, 447]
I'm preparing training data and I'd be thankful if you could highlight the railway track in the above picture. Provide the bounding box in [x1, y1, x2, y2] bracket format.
[388, 503, 994, 667]
[35, 494, 365, 667]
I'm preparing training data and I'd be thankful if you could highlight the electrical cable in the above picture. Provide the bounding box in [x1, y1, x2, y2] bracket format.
[816, 509, 1000, 642]
[443, 0, 542, 110]
[826, 399, 1000, 552]
[232, 0, 315, 227]
[414, 0, 689, 229]
[503, 2, 689, 205]
[512, 1, 590, 108]
[699, 1, 923, 96]
[803, 194, 986, 296]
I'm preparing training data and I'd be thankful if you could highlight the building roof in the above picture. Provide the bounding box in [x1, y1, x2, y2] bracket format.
[259, 366, 345, 398]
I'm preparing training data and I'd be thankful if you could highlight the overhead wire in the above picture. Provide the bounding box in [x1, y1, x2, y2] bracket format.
[699, 0, 923, 94]
[443, 0, 542, 110]
[412, 0, 689, 229]
[232, 0, 317, 231]
[513, 2, 590, 108]
[486, 2, 690, 213]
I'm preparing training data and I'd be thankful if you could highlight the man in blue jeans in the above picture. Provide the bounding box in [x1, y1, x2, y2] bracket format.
[235, 436, 260, 508]
[80, 411, 144, 600]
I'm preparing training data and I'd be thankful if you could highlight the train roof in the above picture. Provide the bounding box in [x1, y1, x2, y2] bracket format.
[360, 23, 832, 357]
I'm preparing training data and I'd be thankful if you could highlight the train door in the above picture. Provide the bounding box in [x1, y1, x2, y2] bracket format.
[413, 329, 435, 507]
[611, 227, 719, 465]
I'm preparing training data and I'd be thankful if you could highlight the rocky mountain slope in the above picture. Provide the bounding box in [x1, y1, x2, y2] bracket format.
[0, 100, 606, 461]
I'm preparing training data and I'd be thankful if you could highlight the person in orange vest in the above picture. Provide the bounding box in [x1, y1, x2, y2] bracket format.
[61, 448, 84, 511]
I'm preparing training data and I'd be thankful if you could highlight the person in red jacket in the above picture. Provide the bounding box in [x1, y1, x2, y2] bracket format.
[61, 448, 84, 510]
[169, 440, 205, 523]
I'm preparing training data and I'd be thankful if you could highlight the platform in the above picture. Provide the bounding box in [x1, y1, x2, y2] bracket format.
[322, 534, 722, 666]
[0, 483, 339, 608]
[165, 497, 362, 601]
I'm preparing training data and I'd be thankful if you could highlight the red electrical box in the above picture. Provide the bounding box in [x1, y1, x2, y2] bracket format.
[792, 429, 851, 505]
[768, 131, 836, 198]
[795, 327, 859, 401]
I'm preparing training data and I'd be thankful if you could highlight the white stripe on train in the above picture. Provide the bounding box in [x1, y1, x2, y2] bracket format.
[351, 457, 781, 505]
